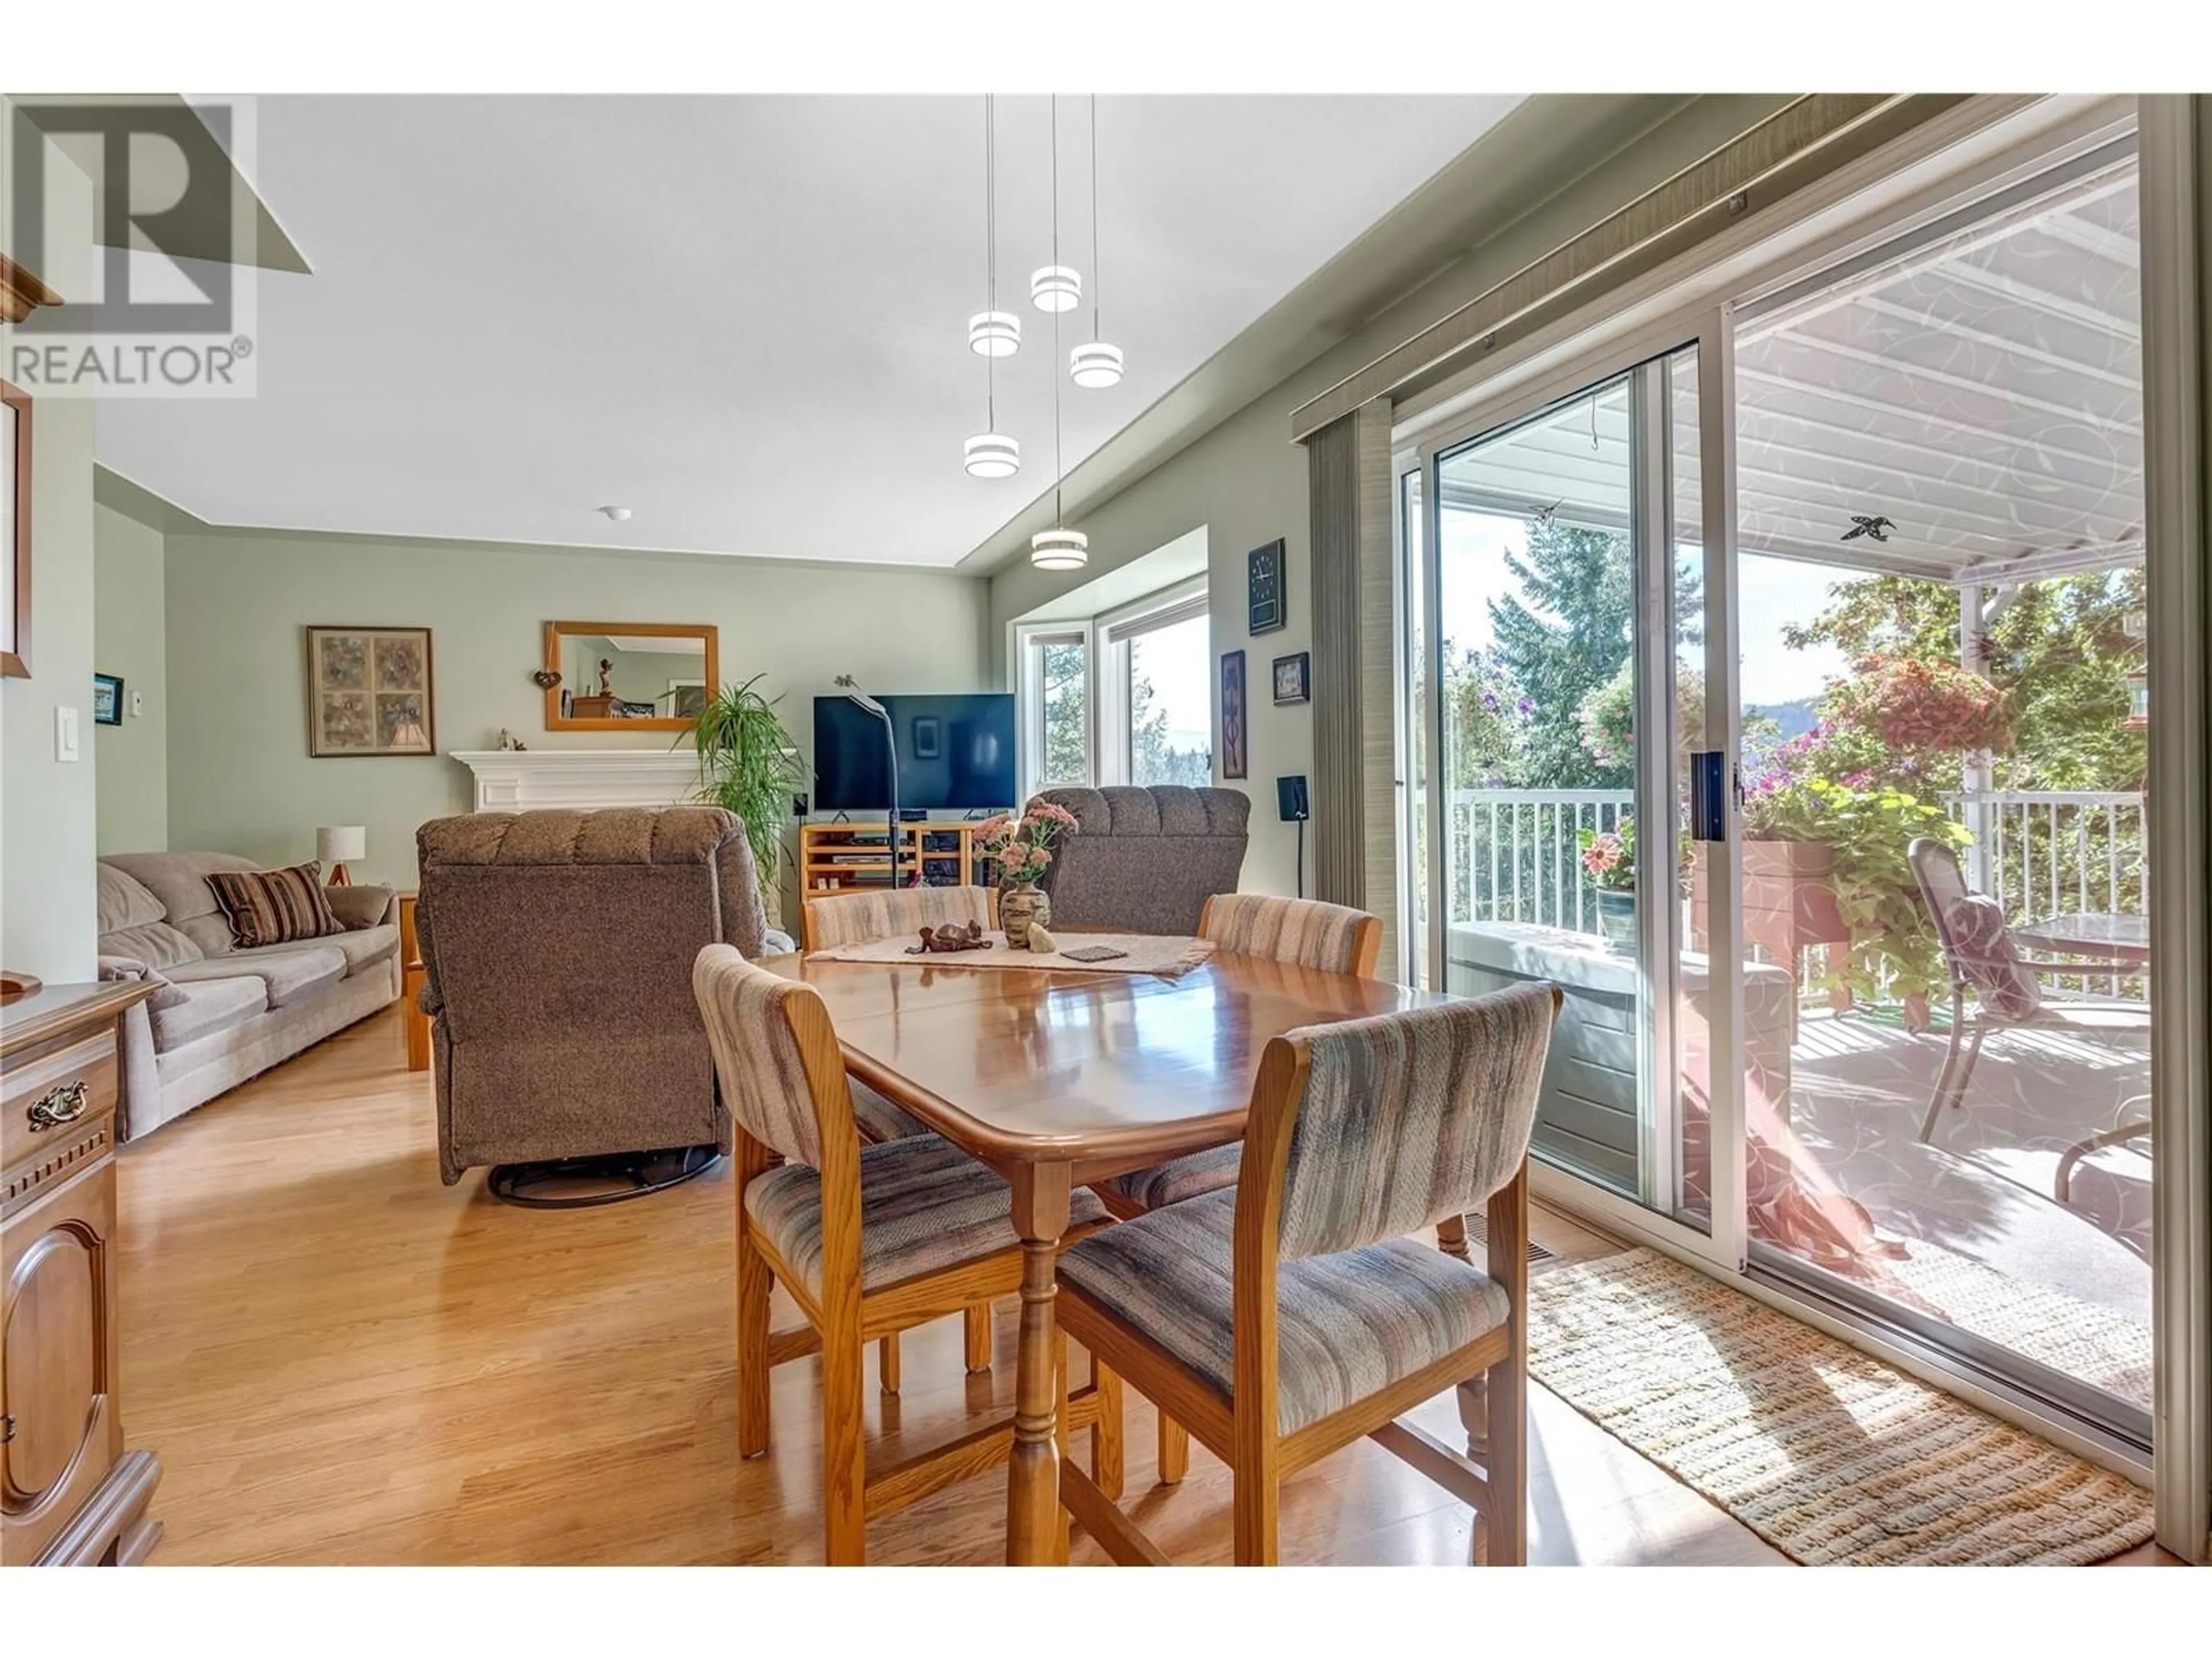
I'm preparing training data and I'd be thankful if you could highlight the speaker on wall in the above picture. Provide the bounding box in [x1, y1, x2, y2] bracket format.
[1277, 775, 1309, 823]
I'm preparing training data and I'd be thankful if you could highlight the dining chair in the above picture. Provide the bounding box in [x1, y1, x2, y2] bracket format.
[1054, 980, 1559, 1566]
[1090, 892, 1383, 1482]
[800, 882, 1003, 1372]
[692, 944, 1120, 1564]
[1908, 839, 2151, 1195]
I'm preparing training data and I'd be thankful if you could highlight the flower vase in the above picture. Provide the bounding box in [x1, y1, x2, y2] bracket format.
[1001, 881, 1051, 950]
[1596, 888, 1637, 954]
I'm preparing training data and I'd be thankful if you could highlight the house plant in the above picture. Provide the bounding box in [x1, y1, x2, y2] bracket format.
[690, 675, 810, 918]
[974, 802, 1081, 948]
[1577, 816, 1638, 953]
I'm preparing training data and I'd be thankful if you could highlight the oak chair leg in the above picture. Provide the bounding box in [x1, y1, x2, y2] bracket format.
[1484, 1352, 1528, 1566]
[1007, 1233, 1068, 1565]
[1435, 1210, 1472, 1263]
[878, 1334, 902, 1395]
[736, 1224, 773, 1459]
[1231, 1459, 1279, 1566]
[964, 1303, 994, 1373]
[822, 1332, 869, 1566]
[1157, 1416, 1189, 1484]
[1092, 1360, 1124, 1501]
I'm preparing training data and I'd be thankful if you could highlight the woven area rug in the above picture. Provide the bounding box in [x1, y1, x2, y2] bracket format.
[1525, 1248, 2153, 1565]
[808, 931, 1214, 979]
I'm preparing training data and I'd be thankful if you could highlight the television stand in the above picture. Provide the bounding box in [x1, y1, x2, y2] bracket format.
[799, 821, 994, 893]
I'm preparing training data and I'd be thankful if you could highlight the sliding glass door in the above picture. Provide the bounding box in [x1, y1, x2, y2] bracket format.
[1415, 343, 1725, 1255]
[1397, 137, 2157, 1447]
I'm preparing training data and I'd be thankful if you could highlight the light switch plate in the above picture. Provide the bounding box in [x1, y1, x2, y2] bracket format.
[55, 705, 81, 762]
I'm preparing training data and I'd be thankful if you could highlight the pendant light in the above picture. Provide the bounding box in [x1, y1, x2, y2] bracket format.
[1031, 133, 1088, 574]
[965, 95, 1020, 479]
[1070, 96, 1124, 389]
[967, 96, 1021, 361]
[1031, 98, 1082, 314]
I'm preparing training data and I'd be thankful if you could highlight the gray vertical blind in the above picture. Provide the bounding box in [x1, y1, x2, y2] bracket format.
[1305, 400, 1397, 967]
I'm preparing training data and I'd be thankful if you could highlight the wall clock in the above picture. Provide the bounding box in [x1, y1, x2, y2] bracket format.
[1247, 539, 1285, 635]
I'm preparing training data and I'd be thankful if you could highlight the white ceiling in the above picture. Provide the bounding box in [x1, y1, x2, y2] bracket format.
[95, 94, 1521, 565]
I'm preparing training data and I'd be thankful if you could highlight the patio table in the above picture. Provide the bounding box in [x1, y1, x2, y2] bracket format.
[2012, 912, 2149, 969]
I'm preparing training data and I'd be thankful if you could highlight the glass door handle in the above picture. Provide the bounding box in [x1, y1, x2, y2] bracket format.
[1690, 751, 1729, 842]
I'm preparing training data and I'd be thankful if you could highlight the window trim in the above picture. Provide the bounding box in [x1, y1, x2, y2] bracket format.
[1013, 619, 1096, 798]
[1095, 577, 1210, 787]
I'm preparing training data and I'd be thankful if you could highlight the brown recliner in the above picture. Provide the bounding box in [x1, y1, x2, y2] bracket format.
[416, 806, 772, 1189]
[1030, 786, 1250, 934]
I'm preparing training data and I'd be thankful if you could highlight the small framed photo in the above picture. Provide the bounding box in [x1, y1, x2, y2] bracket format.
[1271, 652, 1310, 706]
[306, 626, 436, 757]
[93, 672, 124, 725]
[1219, 650, 1248, 779]
[1247, 539, 1286, 635]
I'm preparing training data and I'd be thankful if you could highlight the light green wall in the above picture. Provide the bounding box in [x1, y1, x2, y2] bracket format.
[93, 502, 169, 854]
[162, 528, 990, 888]
[0, 108, 97, 982]
[989, 96, 1788, 904]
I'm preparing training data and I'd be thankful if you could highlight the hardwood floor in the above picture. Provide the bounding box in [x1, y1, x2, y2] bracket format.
[111, 1006, 2165, 1566]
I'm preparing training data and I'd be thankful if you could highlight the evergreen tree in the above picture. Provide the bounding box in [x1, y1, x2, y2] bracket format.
[1484, 521, 1702, 787]
[1130, 672, 1212, 787]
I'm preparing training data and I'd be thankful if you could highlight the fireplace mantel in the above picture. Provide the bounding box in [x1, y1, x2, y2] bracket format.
[449, 749, 702, 813]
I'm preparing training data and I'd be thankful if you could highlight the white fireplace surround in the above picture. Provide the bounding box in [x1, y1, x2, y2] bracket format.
[450, 749, 704, 814]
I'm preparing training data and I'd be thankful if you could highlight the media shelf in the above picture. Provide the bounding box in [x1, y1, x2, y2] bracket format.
[798, 821, 1001, 893]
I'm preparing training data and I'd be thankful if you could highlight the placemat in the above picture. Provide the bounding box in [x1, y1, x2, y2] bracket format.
[808, 931, 1214, 979]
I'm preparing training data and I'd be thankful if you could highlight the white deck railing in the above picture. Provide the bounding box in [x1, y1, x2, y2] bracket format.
[1434, 785, 2146, 999]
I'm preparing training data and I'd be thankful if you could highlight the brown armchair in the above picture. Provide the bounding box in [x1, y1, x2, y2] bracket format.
[416, 806, 773, 1198]
[1030, 785, 1249, 934]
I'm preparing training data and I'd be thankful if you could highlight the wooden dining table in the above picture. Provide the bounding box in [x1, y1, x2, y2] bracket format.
[764, 943, 1450, 1565]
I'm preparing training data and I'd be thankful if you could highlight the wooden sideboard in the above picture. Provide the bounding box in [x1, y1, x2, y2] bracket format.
[1, 980, 162, 1566]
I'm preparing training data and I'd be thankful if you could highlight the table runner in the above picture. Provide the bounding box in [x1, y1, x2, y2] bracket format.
[807, 930, 1214, 979]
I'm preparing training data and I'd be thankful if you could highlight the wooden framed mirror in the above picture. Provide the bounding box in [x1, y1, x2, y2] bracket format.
[543, 621, 718, 733]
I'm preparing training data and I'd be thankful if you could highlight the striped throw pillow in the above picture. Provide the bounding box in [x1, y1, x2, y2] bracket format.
[204, 862, 346, 950]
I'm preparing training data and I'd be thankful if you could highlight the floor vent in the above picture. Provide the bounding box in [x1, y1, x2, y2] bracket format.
[1463, 1215, 1556, 1264]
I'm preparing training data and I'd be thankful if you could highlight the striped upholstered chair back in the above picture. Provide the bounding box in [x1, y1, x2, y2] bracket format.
[1199, 894, 1381, 978]
[1268, 981, 1558, 1260]
[693, 944, 849, 1168]
[802, 885, 997, 953]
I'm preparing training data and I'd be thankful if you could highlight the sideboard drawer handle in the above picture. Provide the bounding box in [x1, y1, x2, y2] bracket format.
[26, 1081, 90, 1131]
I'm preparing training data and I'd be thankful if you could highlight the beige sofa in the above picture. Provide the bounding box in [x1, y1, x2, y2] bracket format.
[98, 853, 404, 1139]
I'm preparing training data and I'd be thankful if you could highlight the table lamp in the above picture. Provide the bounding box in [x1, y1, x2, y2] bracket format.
[317, 825, 367, 886]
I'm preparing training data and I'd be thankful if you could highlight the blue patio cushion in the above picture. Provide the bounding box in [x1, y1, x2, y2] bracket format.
[1057, 1188, 1511, 1435]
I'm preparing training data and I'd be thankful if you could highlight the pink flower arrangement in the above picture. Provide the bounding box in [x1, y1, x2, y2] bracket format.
[977, 801, 1080, 884]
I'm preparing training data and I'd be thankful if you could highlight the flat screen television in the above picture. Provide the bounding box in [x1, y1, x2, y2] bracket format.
[812, 692, 1016, 814]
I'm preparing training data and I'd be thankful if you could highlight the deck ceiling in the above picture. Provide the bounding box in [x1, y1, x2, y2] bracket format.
[1437, 156, 2145, 588]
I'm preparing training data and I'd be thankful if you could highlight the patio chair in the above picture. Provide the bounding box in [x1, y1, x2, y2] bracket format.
[1907, 838, 2151, 1198]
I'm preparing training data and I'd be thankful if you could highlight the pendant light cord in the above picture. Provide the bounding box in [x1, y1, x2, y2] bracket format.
[984, 93, 997, 429]
[1090, 95, 1101, 341]
[1050, 95, 1064, 527]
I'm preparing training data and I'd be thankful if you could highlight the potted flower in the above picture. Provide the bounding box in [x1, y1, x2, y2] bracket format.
[974, 802, 1081, 949]
[1577, 817, 1638, 953]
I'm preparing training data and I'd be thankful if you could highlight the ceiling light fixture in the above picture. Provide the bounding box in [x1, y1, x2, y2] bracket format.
[1031, 100, 1082, 315]
[965, 94, 1020, 480]
[1031, 100, 1088, 574]
[967, 96, 1021, 361]
[1070, 96, 1124, 390]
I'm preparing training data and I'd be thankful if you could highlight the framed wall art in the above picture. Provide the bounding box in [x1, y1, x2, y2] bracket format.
[1271, 651, 1310, 706]
[306, 626, 436, 757]
[2, 378, 29, 679]
[93, 672, 123, 725]
[1219, 649, 1248, 779]
[1246, 538, 1286, 635]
